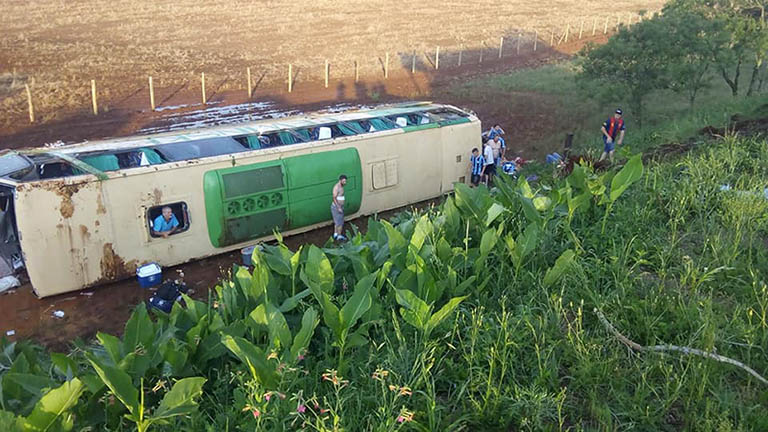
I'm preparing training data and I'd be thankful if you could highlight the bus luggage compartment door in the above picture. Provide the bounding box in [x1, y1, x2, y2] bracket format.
[204, 162, 288, 248]
[203, 148, 361, 248]
[283, 148, 361, 229]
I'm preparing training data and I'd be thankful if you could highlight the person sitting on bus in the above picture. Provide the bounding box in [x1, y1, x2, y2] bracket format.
[152, 206, 180, 238]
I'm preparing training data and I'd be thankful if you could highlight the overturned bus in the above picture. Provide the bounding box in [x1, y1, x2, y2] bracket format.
[0, 102, 480, 297]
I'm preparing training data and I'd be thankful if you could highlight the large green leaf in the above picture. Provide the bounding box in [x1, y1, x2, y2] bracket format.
[96, 333, 123, 365]
[221, 336, 277, 387]
[2, 373, 53, 400]
[382, 221, 408, 265]
[319, 293, 342, 340]
[425, 296, 468, 336]
[85, 354, 138, 415]
[542, 249, 577, 287]
[395, 289, 431, 331]
[409, 216, 433, 253]
[278, 289, 311, 313]
[519, 196, 543, 225]
[249, 303, 292, 352]
[517, 176, 535, 198]
[610, 154, 644, 202]
[340, 273, 377, 330]
[485, 203, 506, 227]
[148, 377, 206, 422]
[290, 308, 319, 361]
[122, 303, 155, 355]
[49, 354, 77, 379]
[19, 378, 83, 432]
[263, 247, 293, 276]
[516, 222, 540, 262]
[305, 245, 334, 293]
[479, 228, 498, 256]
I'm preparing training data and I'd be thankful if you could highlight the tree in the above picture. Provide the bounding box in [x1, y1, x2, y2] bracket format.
[660, 9, 721, 109]
[577, 18, 672, 127]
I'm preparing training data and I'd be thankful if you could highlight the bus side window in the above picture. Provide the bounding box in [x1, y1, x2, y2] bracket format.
[147, 202, 190, 238]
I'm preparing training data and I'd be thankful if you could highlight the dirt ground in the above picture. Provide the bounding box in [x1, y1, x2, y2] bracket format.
[0, 0, 664, 130]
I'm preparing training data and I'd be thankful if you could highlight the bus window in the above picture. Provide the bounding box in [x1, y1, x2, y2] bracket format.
[317, 127, 332, 140]
[147, 202, 190, 238]
[153, 137, 248, 162]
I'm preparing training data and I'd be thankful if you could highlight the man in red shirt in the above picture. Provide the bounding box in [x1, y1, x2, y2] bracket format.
[599, 109, 626, 163]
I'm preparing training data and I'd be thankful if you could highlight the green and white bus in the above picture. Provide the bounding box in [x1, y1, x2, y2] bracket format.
[0, 102, 480, 297]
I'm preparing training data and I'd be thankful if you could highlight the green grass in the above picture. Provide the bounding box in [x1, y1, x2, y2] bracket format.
[445, 61, 767, 158]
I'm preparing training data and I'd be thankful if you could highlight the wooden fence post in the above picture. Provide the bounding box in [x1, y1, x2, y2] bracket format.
[498, 37, 503, 58]
[149, 76, 155, 110]
[564, 24, 570, 43]
[324, 59, 329, 89]
[435, 46, 440, 69]
[604, 16, 609, 34]
[579, 19, 584, 39]
[517, 32, 522, 54]
[534, 30, 538, 51]
[25, 83, 34, 123]
[592, 17, 597, 36]
[479, 45, 483, 63]
[550, 28, 554, 45]
[615, 13, 620, 31]
[458, 48, 463, 66]
[354, 60, 359, 83]
[384, 52, 389, 78]
[411, 50, 416, 73]
[91, 79, 98, 115]
[201, 72, 206, 104]
[246, 67, 252, 98]
[288, 64, 292, 93]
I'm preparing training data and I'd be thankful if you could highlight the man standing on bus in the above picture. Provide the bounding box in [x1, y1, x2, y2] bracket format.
[599, 108, 625, 163]
[331, 175, 348, 242]
[152, 206, 180, 238]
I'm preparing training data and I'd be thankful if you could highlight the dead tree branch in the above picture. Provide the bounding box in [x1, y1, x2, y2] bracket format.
[594, 308, 768, 386]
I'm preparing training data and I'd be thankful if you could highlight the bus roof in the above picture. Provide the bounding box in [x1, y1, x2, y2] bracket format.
[20, 101, 448, 156]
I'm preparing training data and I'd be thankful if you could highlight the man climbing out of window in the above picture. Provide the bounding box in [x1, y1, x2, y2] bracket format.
[599, 108, 626, 163]
[331, 175, 348, 242]
[152, 206, 180, 238]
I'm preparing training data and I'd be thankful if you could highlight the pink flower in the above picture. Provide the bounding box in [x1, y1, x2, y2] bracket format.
[264, 393, 271, 402]
[297, 404, 306, 413]
[252, 409, 260, 418]
[297, 353, 305, 361]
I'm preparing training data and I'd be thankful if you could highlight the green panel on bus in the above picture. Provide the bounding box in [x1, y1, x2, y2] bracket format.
[283, 148, 361, 229]
[203, 148, 362, 248]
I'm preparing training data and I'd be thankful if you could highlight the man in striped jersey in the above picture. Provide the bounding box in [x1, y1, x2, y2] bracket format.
[599, 109, 626, 163]
[469, 147, 485, 187]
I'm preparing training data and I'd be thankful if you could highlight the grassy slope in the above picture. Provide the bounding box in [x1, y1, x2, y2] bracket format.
[444, 61, 768, 158]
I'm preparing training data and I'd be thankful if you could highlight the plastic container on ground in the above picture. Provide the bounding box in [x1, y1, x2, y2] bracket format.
[241, 245, 257, 266]
[137, 262, 162, 288]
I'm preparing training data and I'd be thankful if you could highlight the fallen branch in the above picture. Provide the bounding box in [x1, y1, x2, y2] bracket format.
[594, 308, 768, 386]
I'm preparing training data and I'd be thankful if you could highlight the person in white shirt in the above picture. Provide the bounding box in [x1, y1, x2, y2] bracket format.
[482, 139, 496, 187]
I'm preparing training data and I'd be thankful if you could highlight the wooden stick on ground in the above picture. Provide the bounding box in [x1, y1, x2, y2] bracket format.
[594, 308, 768, 386]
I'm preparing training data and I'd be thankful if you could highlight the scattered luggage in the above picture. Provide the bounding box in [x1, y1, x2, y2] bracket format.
[147, 280, 188, 313]
[137, 263, 162, 288]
